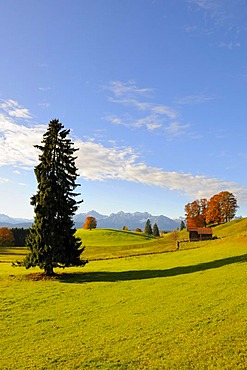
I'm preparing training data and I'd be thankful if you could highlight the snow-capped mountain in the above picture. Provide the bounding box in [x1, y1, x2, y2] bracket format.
[0, 211, 181, 231]
[74, 210, 180, 231]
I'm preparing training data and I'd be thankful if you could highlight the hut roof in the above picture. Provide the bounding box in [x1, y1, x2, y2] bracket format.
[188, 228, 212, 235]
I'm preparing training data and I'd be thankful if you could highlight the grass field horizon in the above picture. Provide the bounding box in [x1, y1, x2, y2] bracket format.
[0, 218, 246, 369]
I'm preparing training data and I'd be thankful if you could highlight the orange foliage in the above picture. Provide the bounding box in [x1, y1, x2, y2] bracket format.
[83, 216, 97, 230]
[0, 227, 14, 246]
[186, 191, 237, 227]
[185, 198, 207, 228]
[206, 191, 237, 224]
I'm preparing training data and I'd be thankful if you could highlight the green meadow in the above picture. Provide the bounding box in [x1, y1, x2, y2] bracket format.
[0, 219, 246, 369]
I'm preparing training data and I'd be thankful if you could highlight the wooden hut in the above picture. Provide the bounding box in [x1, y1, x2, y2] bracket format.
[188, 228, 212, 242]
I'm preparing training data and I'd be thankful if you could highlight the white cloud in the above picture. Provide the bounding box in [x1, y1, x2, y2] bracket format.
[0, 177, 9, 184]
[105, 81, 187, 136]
[134, 115, 163, 130]
[1, 110, 246, 206]
[0, 99, 32, 119]
[165, 122, 191, 138]
[75, 139, 247, 203]
[104, 114, 132, 128]
[106, 80, 153, 97]
[0, 113, 44, 167]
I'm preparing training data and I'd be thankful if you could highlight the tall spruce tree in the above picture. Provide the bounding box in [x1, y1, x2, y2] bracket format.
[23, 119, 87, 276]
[144, 219, 152, 235]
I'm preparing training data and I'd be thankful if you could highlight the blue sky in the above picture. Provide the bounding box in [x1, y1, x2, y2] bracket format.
[1, 0, 247, 219]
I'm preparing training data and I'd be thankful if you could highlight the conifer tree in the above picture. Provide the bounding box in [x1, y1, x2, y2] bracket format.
[180, 220, 185, 231]
[152, 222, 160, 237]
[144, 219, 152, 235]
[23, 119, 87, 276]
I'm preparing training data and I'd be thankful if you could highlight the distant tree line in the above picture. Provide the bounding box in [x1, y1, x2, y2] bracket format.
[0, 227, 30, 246]
[11, 228, 30, 246]
[185, 191, 237, 228]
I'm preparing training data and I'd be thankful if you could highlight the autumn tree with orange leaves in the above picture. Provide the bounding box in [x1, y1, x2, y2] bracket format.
[206, 191, 237, 225]
[185, 198, 208, 228]
[0, 227, 14, 246]
[185, 191, 237, 227]
[83, 216, 97, 230]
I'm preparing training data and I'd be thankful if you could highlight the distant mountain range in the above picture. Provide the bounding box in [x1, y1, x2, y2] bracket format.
[74, 210, 182, 231]
[0, 214, 33, 228]
[0, 211, 182, 231]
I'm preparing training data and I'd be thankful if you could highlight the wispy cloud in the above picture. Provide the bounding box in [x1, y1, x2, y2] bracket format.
[174, 94, 215, 105]
[38, 87, 52, 92]
[0, 177, 9, 184]
[218, 41, 241, 49]
[0, 99, 32, 119]
[1, 107, 246, 206]
[106, 80, 153, 97]
[104, 81, 190, 137]
[39, 102, 51, 109]
[187, 0, 217, 11]
[187, 0, 247, 36]
[165, 122, 191, 139]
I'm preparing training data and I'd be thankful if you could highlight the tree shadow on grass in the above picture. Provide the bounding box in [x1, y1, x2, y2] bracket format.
[57, 253, 247, 284]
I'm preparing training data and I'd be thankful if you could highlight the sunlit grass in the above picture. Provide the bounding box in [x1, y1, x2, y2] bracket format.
[0, 224, 246, 369]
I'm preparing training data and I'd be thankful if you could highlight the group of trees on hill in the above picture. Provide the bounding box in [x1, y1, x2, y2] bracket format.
[144, 219, 160, 237]
[185, 191, 238, 228]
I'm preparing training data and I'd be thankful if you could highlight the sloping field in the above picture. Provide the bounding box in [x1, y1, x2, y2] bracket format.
[0, 219, 246, 369]
[76, 228, 157, 246]
[213, 217, 247, 238]
[76, 228, 177, 260]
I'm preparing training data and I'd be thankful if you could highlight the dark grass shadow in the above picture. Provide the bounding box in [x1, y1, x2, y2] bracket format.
[57, 253, 247, 284]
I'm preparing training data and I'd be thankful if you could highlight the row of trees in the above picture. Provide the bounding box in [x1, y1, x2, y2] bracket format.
[0, 227, 30, 246]
[185, 191, 238, 228]
[144, 219, 160, 237]
[123, 219, 160, 236]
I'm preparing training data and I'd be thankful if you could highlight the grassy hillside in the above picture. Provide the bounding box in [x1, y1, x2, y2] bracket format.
[1, 217, 247, 262]
[76, 228, 156, 246]
[76, 228, 177, 260]
[213, 217, 247, 238]
[0, 230, 246, 369]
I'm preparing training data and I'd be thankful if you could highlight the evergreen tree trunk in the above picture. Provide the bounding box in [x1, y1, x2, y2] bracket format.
[44, 264, 54, 276]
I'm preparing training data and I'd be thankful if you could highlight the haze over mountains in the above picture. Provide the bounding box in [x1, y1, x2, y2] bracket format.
[0, 211, 181, 231]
